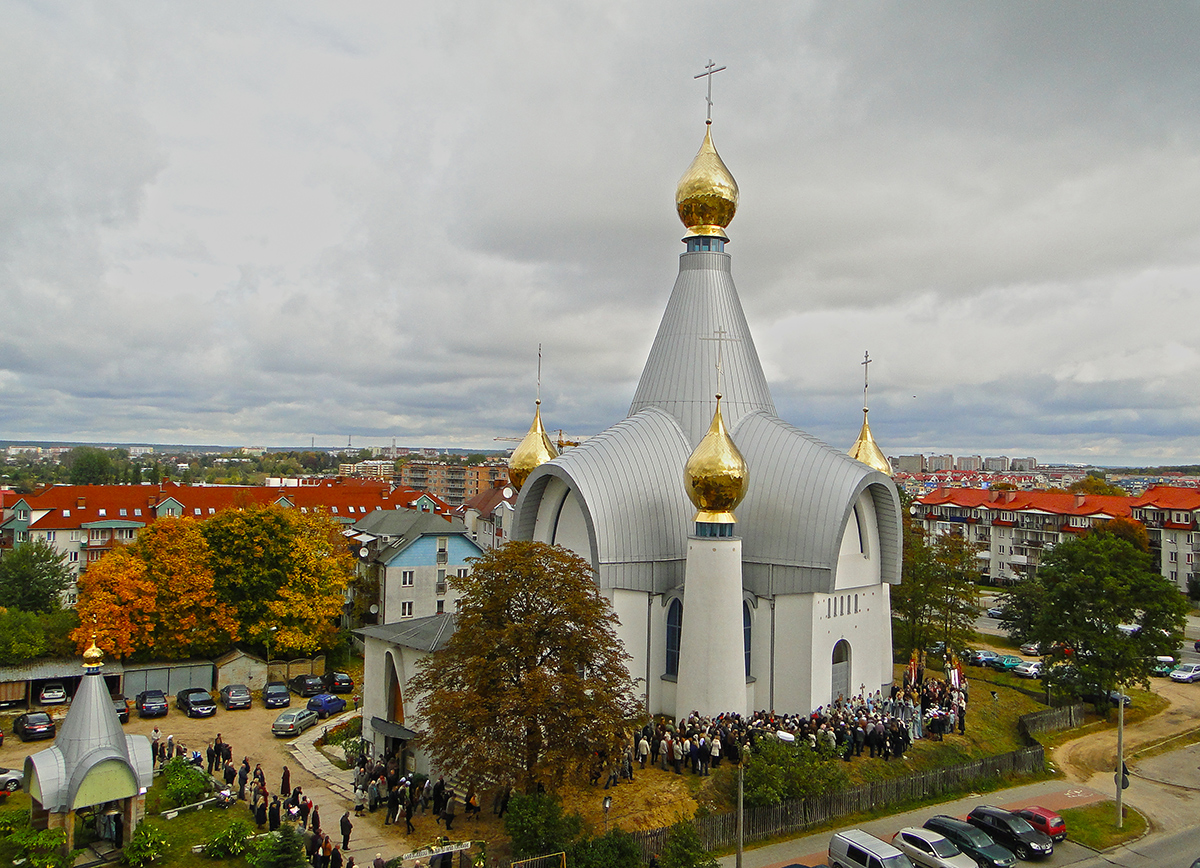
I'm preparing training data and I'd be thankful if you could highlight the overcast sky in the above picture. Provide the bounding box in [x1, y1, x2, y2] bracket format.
[3, 2, 1199, 466]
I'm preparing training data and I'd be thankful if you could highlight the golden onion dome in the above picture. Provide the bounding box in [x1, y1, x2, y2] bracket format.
[849, 410, 893, 475]
[82, 637, 104, 669]
[508, 400, 558, 492]
[684, 395, 748, 523]
[676, 122, 739, 240]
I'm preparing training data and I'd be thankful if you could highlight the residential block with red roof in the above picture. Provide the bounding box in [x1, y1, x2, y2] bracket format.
[914, 485, 1198, 592]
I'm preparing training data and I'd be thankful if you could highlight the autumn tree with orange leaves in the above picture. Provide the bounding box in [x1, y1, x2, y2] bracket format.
[74, 517, 237, 659]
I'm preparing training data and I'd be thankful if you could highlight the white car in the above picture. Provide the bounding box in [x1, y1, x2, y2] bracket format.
[891, 827, 977, 868]
[1018, 642, 1042, 656]
[1170, 663, 1200, 683]
[1013, 661, 1042, 679]
[272, 708, 319, 737]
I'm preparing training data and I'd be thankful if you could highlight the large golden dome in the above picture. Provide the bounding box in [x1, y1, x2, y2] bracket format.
[849, 410, 893, 475]
[684, 395, 748, 523]
[508, 401, 558, 491]
[675, 122, 739, 240]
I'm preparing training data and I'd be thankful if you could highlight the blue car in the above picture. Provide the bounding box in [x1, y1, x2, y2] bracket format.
[306, 693, 347, 719]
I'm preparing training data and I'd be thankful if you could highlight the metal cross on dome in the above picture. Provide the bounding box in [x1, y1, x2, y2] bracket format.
[861, 350, 872, 411]
[700, 326, 741, 397]
[694, 59, 726, 122]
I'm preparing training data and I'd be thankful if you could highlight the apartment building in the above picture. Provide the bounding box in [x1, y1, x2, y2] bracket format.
[397, 461, 509, 506]
[915, 485, 1199, 593]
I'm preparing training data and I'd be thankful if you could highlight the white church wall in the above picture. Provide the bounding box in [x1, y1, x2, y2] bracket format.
[772, 594, 815, 714]
[834, 492, 882, 590]
[531, 478, 569, 544]
[610, 588, 653, 717]
[552, 490, 591, 555]
[813, 586, 894, 708]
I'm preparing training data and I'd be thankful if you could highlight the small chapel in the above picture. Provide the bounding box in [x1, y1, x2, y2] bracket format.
[508, 112, 903, 721]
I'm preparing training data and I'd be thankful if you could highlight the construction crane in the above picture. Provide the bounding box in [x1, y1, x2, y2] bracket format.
[494, 430, 585, 451]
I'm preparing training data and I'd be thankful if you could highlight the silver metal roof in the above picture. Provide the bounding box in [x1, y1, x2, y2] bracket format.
[514, 407, 693, 594]
[357, 614, 457, 653]
[629, 250, 775, 444]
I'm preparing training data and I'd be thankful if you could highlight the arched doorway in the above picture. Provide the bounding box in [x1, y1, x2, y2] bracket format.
[831, 640, 851, 704]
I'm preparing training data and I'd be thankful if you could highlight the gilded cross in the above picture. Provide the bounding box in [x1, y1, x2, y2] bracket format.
[861, 350, 872, 412]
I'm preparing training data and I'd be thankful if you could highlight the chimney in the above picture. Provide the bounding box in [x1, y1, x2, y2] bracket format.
[1075, 494, 1086, 508]
[988, 490, 1000, 502]
[1004, 491, 1016, 504]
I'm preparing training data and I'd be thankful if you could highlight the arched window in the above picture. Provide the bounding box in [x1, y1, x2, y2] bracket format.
[743, 603, 752, 677]
[666, 599, 683, 677]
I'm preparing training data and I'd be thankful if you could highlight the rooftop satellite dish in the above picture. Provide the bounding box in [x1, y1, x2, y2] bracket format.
[359, 547, 370, 558]
[502, 486, 514, 499]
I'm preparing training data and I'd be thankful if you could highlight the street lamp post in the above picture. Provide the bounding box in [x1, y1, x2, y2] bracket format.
[264, 626, 278, 683]
[603, 796, 611, 834]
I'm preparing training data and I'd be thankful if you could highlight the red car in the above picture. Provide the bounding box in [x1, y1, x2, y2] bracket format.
[1015, 806, 1066, 842]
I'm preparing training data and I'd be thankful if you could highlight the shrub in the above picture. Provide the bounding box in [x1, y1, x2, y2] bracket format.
[247, 823, 307, 868]
[503, 793, 582, 860]
[570, 829, 642, 868]
[123, 822, 170, 867]
[161, 757, 210, 807]
[203, 819, 254, 858]
[660, 820, 717, 868]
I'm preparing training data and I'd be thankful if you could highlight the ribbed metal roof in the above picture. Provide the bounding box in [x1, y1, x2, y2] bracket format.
[731, 411, 902, 595]
[357, 614, 457, 653]
[629, 250, 775, 444]
[515, 408, 693, 594]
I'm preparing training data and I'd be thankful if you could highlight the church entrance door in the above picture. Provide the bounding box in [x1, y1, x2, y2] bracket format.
[831, 640, 851, 704]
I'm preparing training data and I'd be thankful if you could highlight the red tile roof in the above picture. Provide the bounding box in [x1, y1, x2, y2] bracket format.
[917, 487, 1133, 518]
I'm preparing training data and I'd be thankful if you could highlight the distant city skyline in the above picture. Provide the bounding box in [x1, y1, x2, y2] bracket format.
[4, 4, 1199, 466]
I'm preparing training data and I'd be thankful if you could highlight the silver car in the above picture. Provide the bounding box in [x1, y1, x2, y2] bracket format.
[0, 766, 24, 793]
[272, 708, 319, 737]
[892, 828, 978, 868]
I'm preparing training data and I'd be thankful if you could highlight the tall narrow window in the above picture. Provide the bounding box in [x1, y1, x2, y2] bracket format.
[666, 600, 683, 677]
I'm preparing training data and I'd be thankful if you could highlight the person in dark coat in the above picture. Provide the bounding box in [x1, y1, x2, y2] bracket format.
[223, 760, 237, 788]
[255, 799, 268, 829]
[330, 846, 343, 868]
[385, 785, 400, 826]
[431, 776, 445, 817]
[238, 760, 250, 800]
[206, 742, 217, 775]
[311, 805, 322, 837]
[340, 812, 353, 850]
[441, 789, 456, 831]
[281, 766, 291, 798]
[269, 797, 281, 831]
[299, 798, 312, 830]
[404, 794, 415, 834]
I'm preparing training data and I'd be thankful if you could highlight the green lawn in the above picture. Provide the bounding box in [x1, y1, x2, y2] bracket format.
[1059, 801, 1146, 850]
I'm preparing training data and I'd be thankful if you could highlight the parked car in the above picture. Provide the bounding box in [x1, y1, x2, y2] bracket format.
[307, 693, 347, 719]
[1150, 656, 1175, 677]
[219, 684, 253, 710]
[39, 682, 67, 705]
[111, 694, 129, 724]
[829, 829, 916, 868]
[923, 816, 1016, 868]
[988, 655, 1024, 672]
[1171, 663, 1200, 683]
[926, 641, 947, 657]
[322, 671, 354, 694]
[1019, 642, 1043, 656]
[1014, 806, 1067, 842]
[288, 674, 324, 697]
[986, 606, 1005, 619]
[0, 766, 23, 792]
[176, 688, 217, 717]
[969, 649, 1000, 667]
[1013, 661, 1043, 679]
[135, 690, 169, 718]
[272, 708, 319, 737]
[14, 712, 56, 742]
[891, 827, 977, 868]
[1080, 686, 1132, 707]
[967, 806, 1054, 860]
[263, 681, 291, 709]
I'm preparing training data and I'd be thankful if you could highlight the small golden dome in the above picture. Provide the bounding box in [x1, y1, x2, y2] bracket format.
[684, 395, 748, 523]
[83, 638, 104, 668]
[676, 123, 739, 240]
[508, 401, 558, 492]
[849, 410, 893, 475]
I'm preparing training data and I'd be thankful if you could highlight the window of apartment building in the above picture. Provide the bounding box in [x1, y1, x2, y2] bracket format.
[69, 552, 79, 563]
[437, 537, 448, 551]
[1170, 551, 1178, 563]
[401, 601, 413, 618]
[1170, 571, 1178, 582]
[16, 531, 29, 542]
[70, 531, 82, 542]
[45, 531, 55, 542]
[457, 568, 468, 578]
[402, 570, 414, 587]
[90, 529, 107, 541]
[119, 509, 127, 516]
[134, 508, 142, 516]
[62, 509, 70, 518]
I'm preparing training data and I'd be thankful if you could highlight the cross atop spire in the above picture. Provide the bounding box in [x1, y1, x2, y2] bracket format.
[861, 350, 872, 412]
[694, 59, 727, 123]
[701, 326, 741, 397]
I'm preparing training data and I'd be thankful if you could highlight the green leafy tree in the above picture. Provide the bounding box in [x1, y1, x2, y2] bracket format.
[1002, 531, 1187, 707]
[660, 820, 718, 868]
[740, 734, 848, 807]
[412, 541, 640, 794]
[503, 793, 582, 860]
[892, 512, 982, 658]
[0, 607, 47, 664]
[1095, 516, 1150, 553]
[1068, 474, 1126, 497]
[570, 829, 643, 868]
[247, 825, 307, 868]
[122, 822, 169, 867]
[0, 538, 71, 612]
[67, 446, 115, 485]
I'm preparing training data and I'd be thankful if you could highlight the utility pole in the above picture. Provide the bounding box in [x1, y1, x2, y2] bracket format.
[1115, 689, 1125, 828]
[736, 762, 744, 868]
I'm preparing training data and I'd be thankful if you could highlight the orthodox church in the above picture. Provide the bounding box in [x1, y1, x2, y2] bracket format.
[508, 118, 902, 720]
